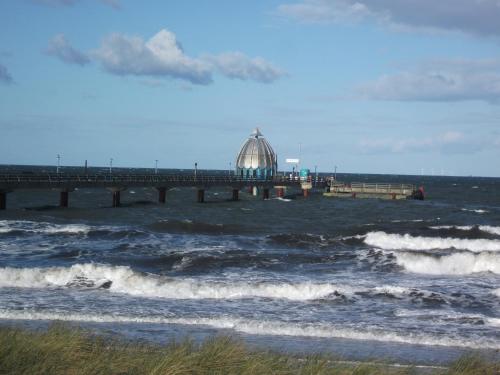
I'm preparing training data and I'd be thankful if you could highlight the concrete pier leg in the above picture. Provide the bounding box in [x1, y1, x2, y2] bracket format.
[112, 191, 121, 207]
[59, 191, 69, 208]
[0, 192, 6, 210]
[158, 187, 167, 204]
[252, 186, 258, 196]
[232, 189, 239, 201]
[248, 186, 253, 194]
[263, 188, 270, 200]
[276, 187, 284, 198]
[303, 189, 309, 198]
[197, 189, 205, 203]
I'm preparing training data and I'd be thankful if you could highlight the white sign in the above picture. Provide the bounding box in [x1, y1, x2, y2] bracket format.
[286, 158, 300, 164]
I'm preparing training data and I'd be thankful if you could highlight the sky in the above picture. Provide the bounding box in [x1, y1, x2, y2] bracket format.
[0, 0, 499, 177]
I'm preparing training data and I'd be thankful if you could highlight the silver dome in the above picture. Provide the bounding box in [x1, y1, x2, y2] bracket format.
[236, 128, 277, 178]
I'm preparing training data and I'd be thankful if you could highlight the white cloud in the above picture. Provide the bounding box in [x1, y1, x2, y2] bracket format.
[205, 52, 286, 83]
[354, 59, 500, 103]
[277, 0, 500, 37]
[46, 29, 285, 86]
[46, 34, 90, 66]
[359, 131, 484, 154]
[92, 29, 213, 85]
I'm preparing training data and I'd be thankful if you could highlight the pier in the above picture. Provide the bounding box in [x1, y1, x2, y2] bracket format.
[324, 181, 423, 200]
[0, 173, 325, 209]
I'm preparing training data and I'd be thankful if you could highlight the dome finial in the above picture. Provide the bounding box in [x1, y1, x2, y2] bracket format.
[251, 127, 263, 138]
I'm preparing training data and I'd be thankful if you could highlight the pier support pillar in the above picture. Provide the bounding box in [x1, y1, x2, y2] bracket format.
[157, 187, 167, 204]
[59, 191, 69, 208]
[303, 189, 309, 198]
[252, 186, 259, 196]
[263, 188, 270, 200]
[112, 191, 121, 207]
[197, 189, 205, 203]
[232, 189, 239, 201]
[248, 186, 253, 194]
[0, 191, 6, 210]
[275, 187, 285, 198]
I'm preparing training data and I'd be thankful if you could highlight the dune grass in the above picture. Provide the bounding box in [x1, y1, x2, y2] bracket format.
[0, 324, 498, 375]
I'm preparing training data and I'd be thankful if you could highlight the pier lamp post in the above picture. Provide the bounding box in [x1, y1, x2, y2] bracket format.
[334, 165, 337, 181]
[155, 159, 158, 175]
[109, 158, 113, 174]
[229, 162, 232, 177]
[314, 165, 317, 186]
[56, 154, 61, 174]
[194, 162, 198, 180]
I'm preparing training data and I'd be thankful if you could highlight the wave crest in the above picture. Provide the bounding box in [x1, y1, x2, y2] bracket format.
[0, 309, 497, 350]
[0, 263, 352, 301]
[393, 251, 500, 275]
[364, 231, 500, 252]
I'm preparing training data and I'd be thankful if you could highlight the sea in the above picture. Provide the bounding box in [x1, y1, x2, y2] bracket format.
[0, 165, 499, 366]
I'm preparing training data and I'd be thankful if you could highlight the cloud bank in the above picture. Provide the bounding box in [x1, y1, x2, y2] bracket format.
[46, 29, 286, 85]
[93, 29, 213, 85]
[206, 52, 286, 83]
[359, 131, 484, 155]
[355, 59, 500, 103]
[278, 0, 500, 37]
[46, 34, 90, 66]
[0, 63, 13, 84]
[32, 0, 120, 10]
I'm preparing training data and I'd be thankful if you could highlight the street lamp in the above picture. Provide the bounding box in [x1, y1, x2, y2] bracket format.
[229, 161, 232, 177]
[56, 154, 61, 174]
[194, 162, 198, 180]
[334, 165, 337, 181]
[314, 165, 318, 186]
[155, 159, 158, 175]
[109, 158, 113, 174]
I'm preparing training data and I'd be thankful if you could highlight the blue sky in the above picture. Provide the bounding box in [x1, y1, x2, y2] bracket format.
[1, 0, 499, 176]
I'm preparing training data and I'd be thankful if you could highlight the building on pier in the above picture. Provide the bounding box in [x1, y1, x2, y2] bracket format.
[235, 128, 277, 179]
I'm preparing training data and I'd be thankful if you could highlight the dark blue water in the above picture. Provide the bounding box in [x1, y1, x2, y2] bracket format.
[1, 168, 499, 365]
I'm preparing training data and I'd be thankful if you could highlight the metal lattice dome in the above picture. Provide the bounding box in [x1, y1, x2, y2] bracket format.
[236, 128, 277, 179]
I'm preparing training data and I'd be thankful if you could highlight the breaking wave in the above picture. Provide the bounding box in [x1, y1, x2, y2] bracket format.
[0, 309, 497, 350]
[364, 231, 500, 252]
[0, 220, 92, 235]
[430, 225, 500, 236]
[0, 263, 354, 301]
[392, 251, 500, 275]
[461, 208, 488, 214]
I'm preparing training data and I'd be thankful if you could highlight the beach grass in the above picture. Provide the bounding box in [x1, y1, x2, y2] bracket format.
[0, 324, 498, 375]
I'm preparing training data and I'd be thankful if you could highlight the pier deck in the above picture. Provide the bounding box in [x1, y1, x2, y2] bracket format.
[0, 173, 326, 209]
[324, 182, 418, 200]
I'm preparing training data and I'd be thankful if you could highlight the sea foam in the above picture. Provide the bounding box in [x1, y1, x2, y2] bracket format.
[430, 225, 500, 236]
[364, 231, 500, 252]
[393, 251, 500, 275]
[0, 263, 353, 301]
[0, 309, 497, 350]
[0, 220, 92, 235]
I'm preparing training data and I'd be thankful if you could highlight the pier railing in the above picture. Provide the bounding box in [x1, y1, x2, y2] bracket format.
[0, 174, 327, 190]
[328, 181, 415, 194]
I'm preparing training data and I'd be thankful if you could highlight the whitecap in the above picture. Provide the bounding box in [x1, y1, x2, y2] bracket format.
[0, 309, 497, 350]
[392, 251, 500, 275]
[364, 231, 500, 252]
[0, 263, 354, 301]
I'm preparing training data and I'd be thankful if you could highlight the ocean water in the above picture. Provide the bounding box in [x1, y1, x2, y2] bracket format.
[0, 170, 499, 365]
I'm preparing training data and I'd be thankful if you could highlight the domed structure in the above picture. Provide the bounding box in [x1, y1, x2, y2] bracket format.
[236, 128, 277, 179]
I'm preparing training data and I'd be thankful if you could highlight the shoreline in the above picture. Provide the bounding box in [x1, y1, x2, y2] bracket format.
[1, 324, 498, 374]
